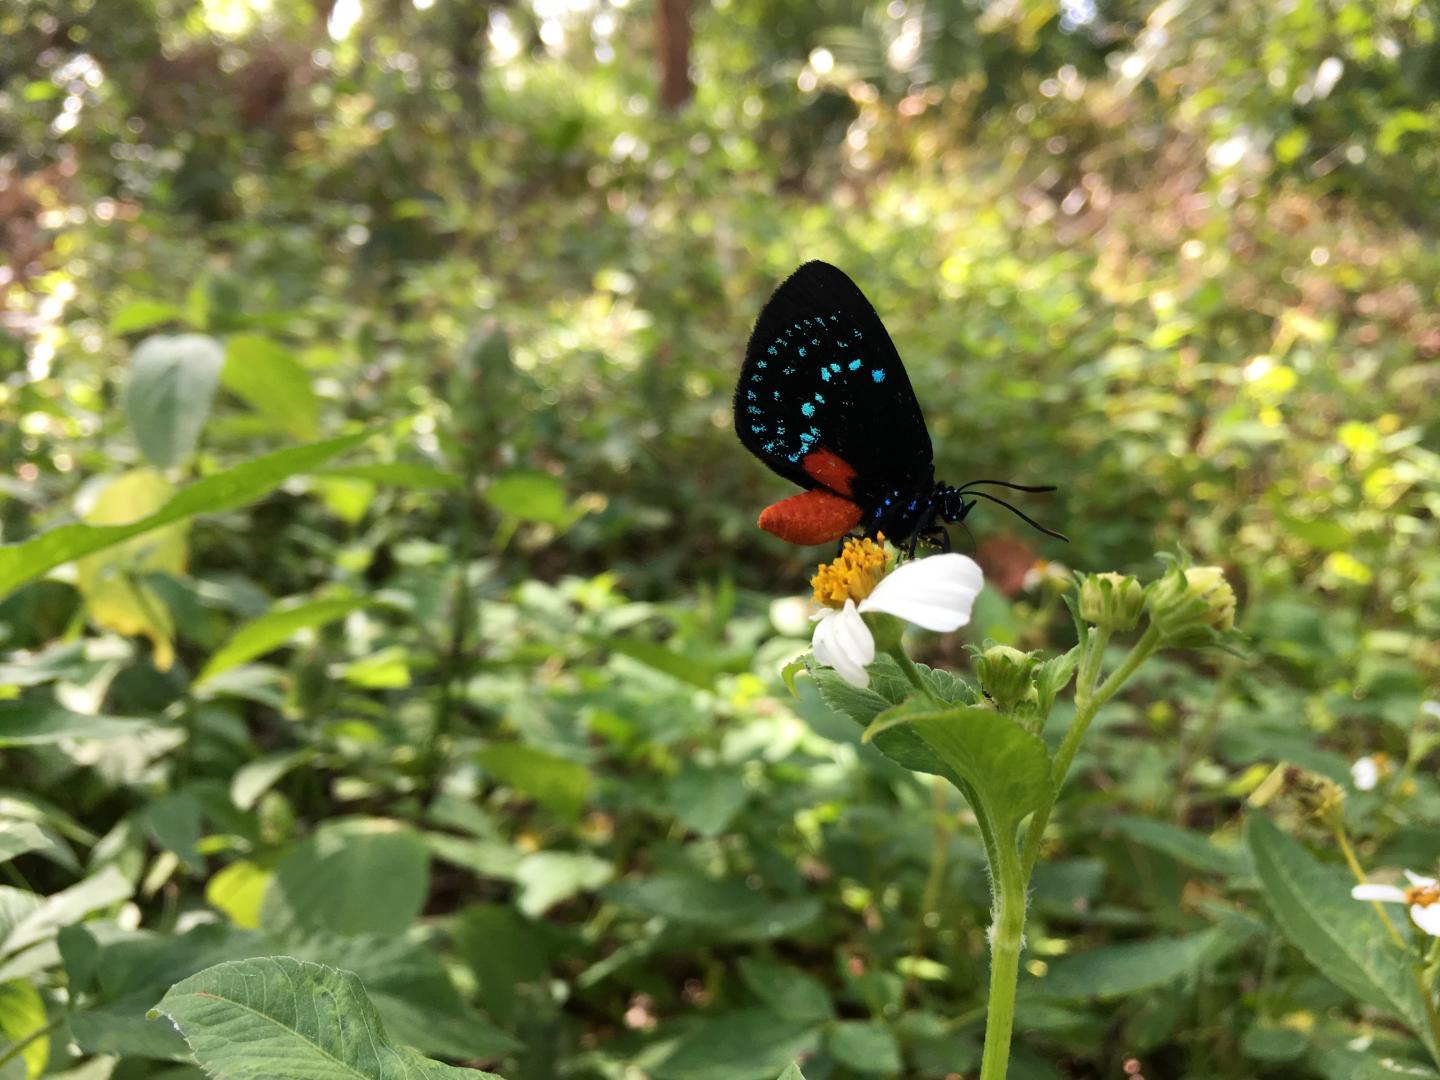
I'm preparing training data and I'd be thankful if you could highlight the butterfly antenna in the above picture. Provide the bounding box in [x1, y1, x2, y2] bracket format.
[966, 490, 1069, 542]
[958, 479, 1058, 494]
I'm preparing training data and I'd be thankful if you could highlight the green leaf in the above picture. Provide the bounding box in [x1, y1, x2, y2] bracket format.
[221, 335, 321, 440]
[739, 958, 834, 1024]
[650, 1009, 819, 1080]
[803, 656, 957, 781]
[0, 698, 157, 746]
[230, 750, 316, 811]
[125, 333, 225, 469]
[827, 1020, 901, 1075]
[475, 743, 591, 822]
[0, 822, 49, 866]
[485, 470, 583, 528]
[1246, 813, 1436, 1056]
[514, 851, 613, 918]
[0, 979, 49, 1079]
[1, 865, 132, 960]
[0, 432, 371, 599]
[668, 764, 748, 837]
[110, 300, 186, 336]
[775, 1068, 807, 1080]
[1027, 927, 1241, 1000]
[261, 818, 429, 938]
[317, 463, 461, 490]
[1108, 816, 1251, 877]
[604, 873, 819, 940]
[150, 956, 499, 1079]
[906, 704, 1053, 831]
[196, 596, 370, 686]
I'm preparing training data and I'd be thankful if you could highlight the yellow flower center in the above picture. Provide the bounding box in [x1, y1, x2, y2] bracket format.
[811, 536, 889, 608]
[1404, 884, 1440, 907]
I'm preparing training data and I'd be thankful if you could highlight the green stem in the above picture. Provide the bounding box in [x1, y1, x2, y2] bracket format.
[1075, 625, 1110, 701]
[1020, 624, 1161, 879]
[888, 644, 938, 704]
[978, 831, 1027, 1080]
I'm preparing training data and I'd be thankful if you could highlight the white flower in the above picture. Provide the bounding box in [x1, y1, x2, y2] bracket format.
[1351, 756, 1380, 792]
[1351, 870, 1440, 936]
[811, 553, 984, 688]
[1422, 700, 1440, 721]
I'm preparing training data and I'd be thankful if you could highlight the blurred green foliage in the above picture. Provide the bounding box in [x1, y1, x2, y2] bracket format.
[1, 0, 1438, 1076]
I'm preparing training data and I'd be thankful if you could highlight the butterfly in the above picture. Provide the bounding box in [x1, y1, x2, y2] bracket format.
[734, 261, 1066, 554]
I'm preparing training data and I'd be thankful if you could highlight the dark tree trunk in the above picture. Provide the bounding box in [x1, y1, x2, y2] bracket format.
[655, 0, 692, 110]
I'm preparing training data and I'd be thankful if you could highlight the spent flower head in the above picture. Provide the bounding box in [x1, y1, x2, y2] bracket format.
[808, 538, 984, 689]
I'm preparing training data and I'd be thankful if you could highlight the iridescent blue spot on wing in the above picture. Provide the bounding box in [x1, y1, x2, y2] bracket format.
[848, 359, 863, 370]
[756, 360, 767, 369]
[746, 390, 756, 400]
[814, 392, 825, 403]
[801, 402, 815, 417]
[751, 424, 766, 434]
[747, 405, 761, 415]
[829, 363, 841, 373]
[872, 369, 886, 383]
[773, 390, 781, 400]
[820, 368, 831, 382]
[783, 366, 795, 375]
[767, 346, 777, 356]
[797, 347, 806, 357]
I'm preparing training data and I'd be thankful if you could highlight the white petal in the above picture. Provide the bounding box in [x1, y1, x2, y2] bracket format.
[1421, 700, 1440, 720]
[1350, 757, 1379, 791]
[1404, 870, 1438, 887]
[858, 553, 984, 632]
[1412, 903, 1440, 937]
[812, 600, 875, 688]
[1352, 884, 1407, 903]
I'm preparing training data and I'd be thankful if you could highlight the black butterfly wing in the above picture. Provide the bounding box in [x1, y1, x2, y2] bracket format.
[734, 262, 934, 512]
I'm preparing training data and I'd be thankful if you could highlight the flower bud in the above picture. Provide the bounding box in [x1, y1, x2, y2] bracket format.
[1145, 564, 1237, 645]
[975, 644, 1040, 712]
[1078, 572, 1145, 632]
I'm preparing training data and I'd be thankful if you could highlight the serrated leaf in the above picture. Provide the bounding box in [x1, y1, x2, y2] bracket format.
[906, 703, 1053, 831]
[150, 956, 499, 1079]
[1246, 814, 1436, 1057]
[0, 432, 370, 599]
[125, 334, 224, 468]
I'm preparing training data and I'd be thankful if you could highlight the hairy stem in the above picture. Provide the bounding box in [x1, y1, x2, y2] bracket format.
[978, 832, 1027, 1080]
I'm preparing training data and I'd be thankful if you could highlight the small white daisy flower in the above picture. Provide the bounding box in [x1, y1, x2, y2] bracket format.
[1350, 756, 1381, 792]
[1352, 870, 1440, 936]
[808, 538, 984, 689]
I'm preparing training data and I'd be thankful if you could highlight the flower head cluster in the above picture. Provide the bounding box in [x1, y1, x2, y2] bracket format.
[809, 538, 984, 688]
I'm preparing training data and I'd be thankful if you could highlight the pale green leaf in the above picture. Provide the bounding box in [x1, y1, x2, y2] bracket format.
[484, 471, 582, 528]
[827, 1021, 901, 1075]
[0, 432, 371, 599]
[260, 818, 429, 937]
[1027, 926, 1241, 999]
[475, 743, 590, 822]
[150, 956, 499, 1079]
[0, 979, 49, 1079]
[197, 597, 370, 686]
[125, 334, 224, 469]
[222, 335, 320, 440]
